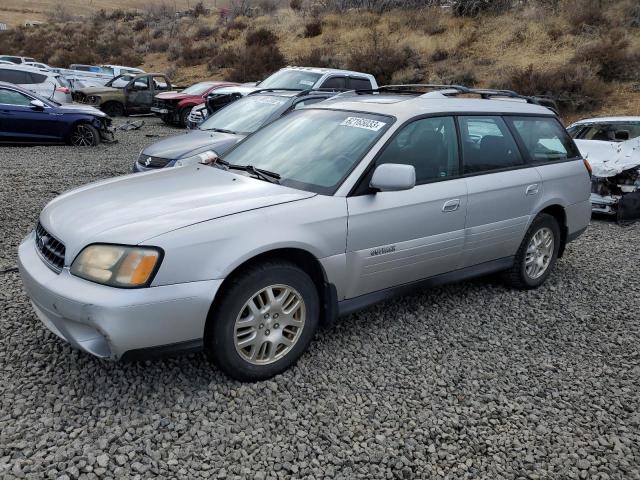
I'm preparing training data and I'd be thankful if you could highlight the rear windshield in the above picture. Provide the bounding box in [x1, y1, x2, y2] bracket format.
[199, 95, 287, 134]
[506, 117, 581, 162]
[222, 109, 392, 194]
[258, 70, 322, 89]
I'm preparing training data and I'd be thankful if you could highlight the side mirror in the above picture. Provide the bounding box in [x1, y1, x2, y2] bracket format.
[30, 99, 46, 110]
[370, 163, 416, 192]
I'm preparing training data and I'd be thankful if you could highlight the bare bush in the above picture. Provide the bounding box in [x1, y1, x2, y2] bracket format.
[304, 19, 323, 37]
[290, 0, 303, 11]
[346, 30, 419, 84]
[562, 0, 607, 34]
[573, 31, 640, 81]
[453, 0, 513, 17]
[293, 47, 340, 68]
[492, 63, 607, 112]
[246, 28, 279, 46]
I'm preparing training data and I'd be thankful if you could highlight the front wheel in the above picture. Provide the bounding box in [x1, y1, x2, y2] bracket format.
[70, 123, 100, 147]
[179, 107, 192, 128]
[206, 261, 319, 381]
[503, 213, 561, 289]
[101, 101, 124, 117]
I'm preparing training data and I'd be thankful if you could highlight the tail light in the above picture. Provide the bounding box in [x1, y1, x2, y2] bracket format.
[56, 87, 70, 94]
[583, 158, 592, 177]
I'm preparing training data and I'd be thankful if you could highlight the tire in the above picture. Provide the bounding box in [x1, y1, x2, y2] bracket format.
[179, 107, 192, 128]
[503, 213, 561, 290]
[205, 261, 319, 382]
[101, 101, 125, 117]
[69, 123, 100, 147]
[160, 114, 171, 124]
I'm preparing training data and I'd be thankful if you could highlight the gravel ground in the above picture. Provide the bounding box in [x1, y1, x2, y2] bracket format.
[1, 117, 639, 479]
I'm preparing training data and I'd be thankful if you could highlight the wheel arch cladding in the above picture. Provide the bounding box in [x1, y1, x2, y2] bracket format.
[205, 248, 337, 336]
[539, 204, 568, 257]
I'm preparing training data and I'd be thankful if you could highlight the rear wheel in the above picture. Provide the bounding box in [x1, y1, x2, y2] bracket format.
[101, 101, 124, 117]
[70, 123, 100, 147]
[504, 213, 560, 289]
[179, 107, 192, 128]
[205, 261, 319, 382]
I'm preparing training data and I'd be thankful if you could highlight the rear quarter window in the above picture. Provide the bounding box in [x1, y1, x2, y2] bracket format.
[349, 77, 373, 90]
[506, 117, 581, 163]
[0, 69, 31, 84]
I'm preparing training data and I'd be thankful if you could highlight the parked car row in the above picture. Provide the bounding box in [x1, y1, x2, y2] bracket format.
[17, 82, 593, 382]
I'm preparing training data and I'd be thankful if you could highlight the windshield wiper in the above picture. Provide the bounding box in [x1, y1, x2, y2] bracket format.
[215, 159, 280, 184]
[207, 127, 237, 135]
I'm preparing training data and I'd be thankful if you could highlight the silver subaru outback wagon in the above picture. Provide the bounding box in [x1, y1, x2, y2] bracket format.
[18, 86, 591, 381]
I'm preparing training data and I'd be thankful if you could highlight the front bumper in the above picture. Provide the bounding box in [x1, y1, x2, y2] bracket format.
[18, 232, 221, 360]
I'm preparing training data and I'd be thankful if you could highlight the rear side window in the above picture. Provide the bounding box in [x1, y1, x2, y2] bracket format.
[28, 72, 47, 83]
[507, 117, 581, 162]
[0, 69, 31, 84]
[321, 76, 347, 89]
[375, 116, 459, 183]
[349, 77, 372, 90]
[459, 116, 523, 174]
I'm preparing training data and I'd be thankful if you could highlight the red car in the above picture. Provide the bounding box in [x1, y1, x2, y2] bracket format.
[152, 81, 239, 127]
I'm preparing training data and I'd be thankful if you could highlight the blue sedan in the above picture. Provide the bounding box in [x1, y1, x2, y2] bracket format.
[0, 81, 113, 146]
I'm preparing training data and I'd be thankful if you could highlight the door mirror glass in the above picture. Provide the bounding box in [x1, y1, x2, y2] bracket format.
[370, 163, 416, 192]
[30, 99, 46, 109]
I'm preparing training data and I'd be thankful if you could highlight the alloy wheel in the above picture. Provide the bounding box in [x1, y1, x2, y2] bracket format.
[234, 284, 306, 365]
[70, 125, 96, 146]
[525, 227, 554, 279]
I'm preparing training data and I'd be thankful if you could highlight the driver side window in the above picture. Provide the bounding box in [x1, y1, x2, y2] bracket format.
[375, 116, 460, 184]
[0, 88, 33, 106]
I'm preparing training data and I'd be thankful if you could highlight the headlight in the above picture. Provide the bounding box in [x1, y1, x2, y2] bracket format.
[71, 244, 162, 288]
[175, 150, 218, 167]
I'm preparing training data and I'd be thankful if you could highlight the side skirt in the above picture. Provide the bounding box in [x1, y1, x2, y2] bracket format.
[337, 256, 514, 317]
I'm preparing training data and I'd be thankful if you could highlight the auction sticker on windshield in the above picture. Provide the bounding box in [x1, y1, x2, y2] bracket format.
[340, 117, 386, 131]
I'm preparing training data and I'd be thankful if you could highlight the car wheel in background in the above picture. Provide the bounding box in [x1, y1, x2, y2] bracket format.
[160, 114, 171, 124]
[179, 107, 192, 128]
[504, 213, 561, 289]
[205, 260, 319, 382]
[69, 123, 100, 147]
[101, 101, 124, 117]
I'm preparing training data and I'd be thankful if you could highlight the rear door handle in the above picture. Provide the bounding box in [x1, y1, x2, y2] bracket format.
[525, 184, 539, 195]
[442, 199, 461, 212]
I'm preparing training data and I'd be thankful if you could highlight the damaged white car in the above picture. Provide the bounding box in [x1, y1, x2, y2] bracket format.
[568, 117, 640, 222]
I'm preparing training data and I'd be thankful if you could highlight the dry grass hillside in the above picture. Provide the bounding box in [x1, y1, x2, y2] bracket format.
[1, 0, 640, 121]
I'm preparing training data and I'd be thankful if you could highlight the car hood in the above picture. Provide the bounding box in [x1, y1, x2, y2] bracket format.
[143, 130, 244, 160]
[575, 138, 640, 177]
[155, 91, 197, 101]
[77, 86, 119, 96]
[40, 166, 316, 262]
[56, 103, 106, 116]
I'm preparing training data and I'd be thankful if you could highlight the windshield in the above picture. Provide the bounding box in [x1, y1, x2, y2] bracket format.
[222, 109, 392, 194]
[571, 123, 640, 142]
[106, 74, 135, 88]
[182, 82, 215, 96]
[200, 95, 287, 134]
[259, 70, 322, 89]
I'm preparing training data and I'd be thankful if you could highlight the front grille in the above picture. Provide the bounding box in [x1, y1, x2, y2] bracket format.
[35, 222, 65, 273]
[137, 153, 171, 169]
[153, 99, 174, 111]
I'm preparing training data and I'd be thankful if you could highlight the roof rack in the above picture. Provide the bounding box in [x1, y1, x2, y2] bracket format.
[339, 84, 550, 109]
[247, 87, 351, 97]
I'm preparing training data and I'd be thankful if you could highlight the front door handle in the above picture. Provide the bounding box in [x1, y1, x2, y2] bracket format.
[525, 184, 540, 196]
[442, 199, 461, 212]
